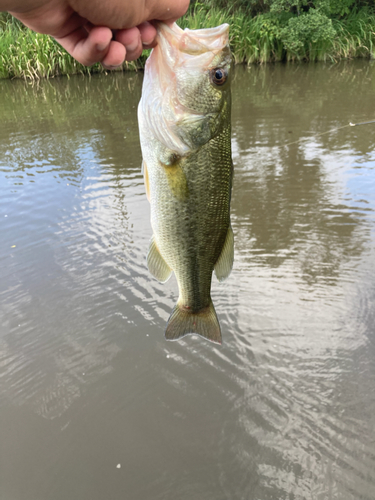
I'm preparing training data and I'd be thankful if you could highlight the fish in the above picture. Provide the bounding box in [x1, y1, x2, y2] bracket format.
[137, 22, 234, 345]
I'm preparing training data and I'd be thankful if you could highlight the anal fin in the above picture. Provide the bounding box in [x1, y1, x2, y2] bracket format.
[147, 236, 172, 283]
[214, 224, 234, 282]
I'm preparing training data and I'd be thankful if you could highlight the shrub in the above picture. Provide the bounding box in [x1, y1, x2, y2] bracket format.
[279, 9, 337, 59]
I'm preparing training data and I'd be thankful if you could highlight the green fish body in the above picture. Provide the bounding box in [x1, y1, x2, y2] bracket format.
[138, 22, 234, 344]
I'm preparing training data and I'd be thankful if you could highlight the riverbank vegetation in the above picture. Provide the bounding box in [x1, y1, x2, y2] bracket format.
[1, 0, 375, 79]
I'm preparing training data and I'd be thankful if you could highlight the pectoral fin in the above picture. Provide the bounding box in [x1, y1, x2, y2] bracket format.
[147, 236, 172, 283]
[214, 224, 234, 282]
[142, 160, 151, 202]
[164, 163, 189, 202]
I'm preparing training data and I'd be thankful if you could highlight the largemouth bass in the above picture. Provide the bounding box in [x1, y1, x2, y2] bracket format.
[138, 22, 234, 344]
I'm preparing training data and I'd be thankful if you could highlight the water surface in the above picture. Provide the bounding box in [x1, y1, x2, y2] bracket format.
[1, 61, 375, 500]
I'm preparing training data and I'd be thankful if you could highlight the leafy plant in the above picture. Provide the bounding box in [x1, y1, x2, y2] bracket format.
[279, 9, 337, 59]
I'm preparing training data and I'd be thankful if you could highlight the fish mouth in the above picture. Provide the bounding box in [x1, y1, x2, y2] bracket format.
[156, 22, 230, 57]
[152, 22, 230, 106]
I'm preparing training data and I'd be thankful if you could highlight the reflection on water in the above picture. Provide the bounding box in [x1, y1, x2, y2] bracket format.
[1, 62, 375, 500]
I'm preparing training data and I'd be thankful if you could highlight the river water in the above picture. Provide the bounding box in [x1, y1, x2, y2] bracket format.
[1, 61, 375, 500]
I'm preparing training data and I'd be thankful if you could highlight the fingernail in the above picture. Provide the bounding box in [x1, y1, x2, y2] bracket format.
[126, 40, 139, 52]
[96, 43, 108, 51]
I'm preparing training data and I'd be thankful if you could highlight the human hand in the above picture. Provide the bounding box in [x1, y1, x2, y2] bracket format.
[3, 0, 190, 67]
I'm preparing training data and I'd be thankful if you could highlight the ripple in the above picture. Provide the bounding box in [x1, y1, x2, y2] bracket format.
[1, 66, 375, 500]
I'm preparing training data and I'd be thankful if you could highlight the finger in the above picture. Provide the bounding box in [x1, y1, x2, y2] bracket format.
[85, 24, 126, 67]
[115, 27, 143, 62]
[138, 22, 157, 48]
[56, 25, 123, 66]
[101, 41, 127, 68]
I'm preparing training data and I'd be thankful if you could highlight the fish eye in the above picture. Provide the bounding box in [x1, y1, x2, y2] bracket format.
[211, 68, 228, 86]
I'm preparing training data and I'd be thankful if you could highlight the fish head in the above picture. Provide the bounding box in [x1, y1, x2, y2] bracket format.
[138, 22, 232, 158]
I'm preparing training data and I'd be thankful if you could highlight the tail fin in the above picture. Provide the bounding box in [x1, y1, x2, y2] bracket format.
[165, 300, 222, 345]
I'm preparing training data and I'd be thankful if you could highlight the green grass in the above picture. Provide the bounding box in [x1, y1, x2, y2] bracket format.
[181, 3, 375, 63]
[332, 11, 375, 60]
[0, 13, 144, 80]
[1, 5, 375, 80]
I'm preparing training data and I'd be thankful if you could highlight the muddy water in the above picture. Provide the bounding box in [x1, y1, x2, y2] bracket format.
[1, 61, 375, 500]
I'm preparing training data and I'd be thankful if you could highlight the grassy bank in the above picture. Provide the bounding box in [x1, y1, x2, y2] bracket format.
[182, 2, 375, 64]
[0, 13, 141, 79]
[1, 1, 375, 80]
